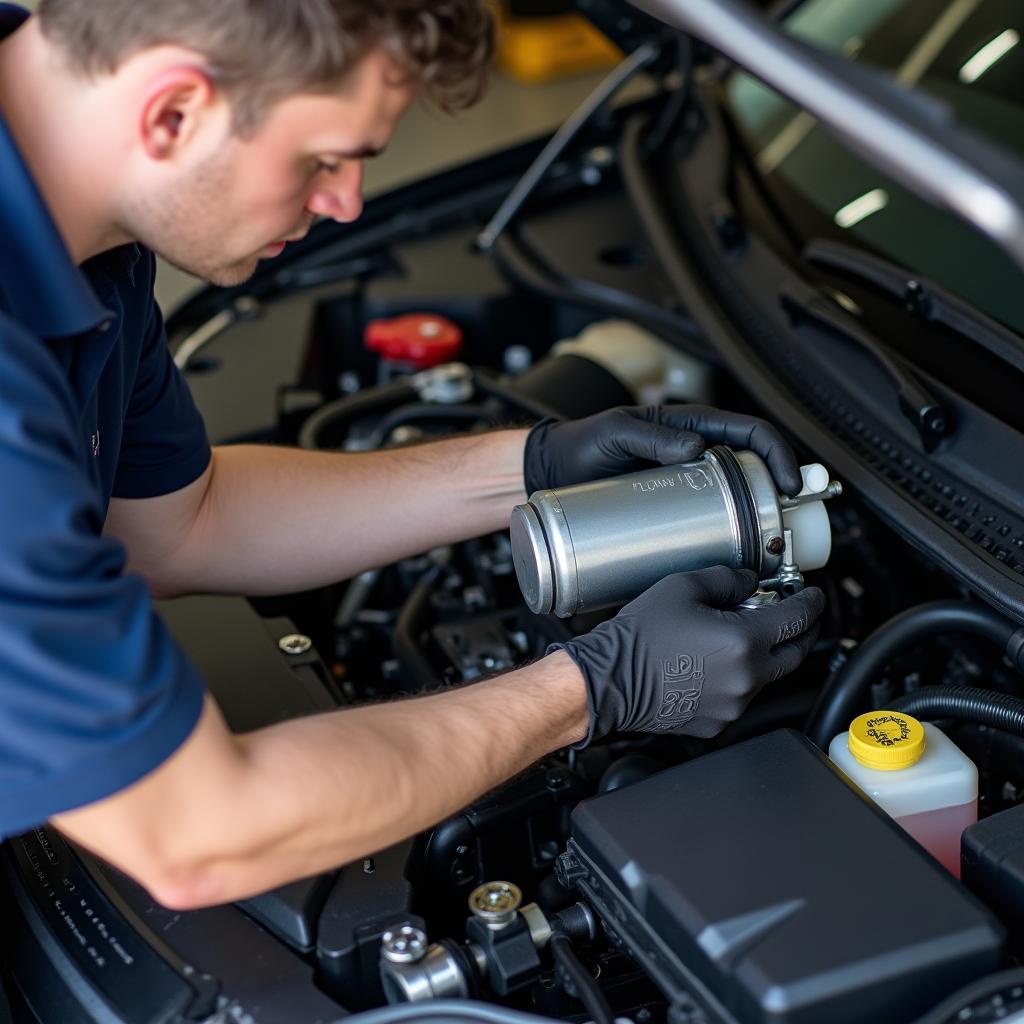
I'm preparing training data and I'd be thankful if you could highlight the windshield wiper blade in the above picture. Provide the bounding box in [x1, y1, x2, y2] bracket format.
[780, 289, 950, 453]
[804, 239, 1024, 376]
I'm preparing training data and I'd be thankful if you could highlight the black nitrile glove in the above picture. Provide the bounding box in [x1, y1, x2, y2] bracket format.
[524, 404, 803, 497]
[554, 566, 825, 744]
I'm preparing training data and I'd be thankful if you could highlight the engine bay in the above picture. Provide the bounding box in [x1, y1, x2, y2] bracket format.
[7, 39, 1024, 1024]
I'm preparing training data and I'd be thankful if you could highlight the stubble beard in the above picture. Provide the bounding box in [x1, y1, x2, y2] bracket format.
[159, 250, 261, 288]
[122, 150, 264, 287]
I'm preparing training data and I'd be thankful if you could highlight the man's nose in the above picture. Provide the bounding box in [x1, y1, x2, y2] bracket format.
[306, 161, 364, 223]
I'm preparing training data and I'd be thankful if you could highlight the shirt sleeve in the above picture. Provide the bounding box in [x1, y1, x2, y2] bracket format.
[112, 253, 211, 499]
[0, 314, 206, 838]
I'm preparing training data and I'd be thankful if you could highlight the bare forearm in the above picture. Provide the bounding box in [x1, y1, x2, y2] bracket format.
[55, 651, 587, 908]
[129, 430, 528, 597]
[214, 652, 585, 898]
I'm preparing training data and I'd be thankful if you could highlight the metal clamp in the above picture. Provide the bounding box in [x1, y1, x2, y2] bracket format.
[760, 528, 805, 595]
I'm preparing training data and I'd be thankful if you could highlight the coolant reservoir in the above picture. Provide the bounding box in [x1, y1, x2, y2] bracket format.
[829, 711, 978, 877]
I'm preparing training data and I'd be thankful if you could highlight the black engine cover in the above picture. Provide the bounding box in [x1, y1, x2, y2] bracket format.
[559, 729, 1004, 1024]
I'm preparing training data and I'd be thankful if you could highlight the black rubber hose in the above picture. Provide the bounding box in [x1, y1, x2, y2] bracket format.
[297, 380, 417, 450]
[548, 934, 615, 1024]
[640, 34, 694, 157]
[492, 232, 710, 361]
[890, 686, 1024, 736]
[471, 367, 565, 422]
[552, 904, 597, 944]
[806, 600, 1024, 749]
[392, 566, 444, 689]
[367, 403, 495, 448]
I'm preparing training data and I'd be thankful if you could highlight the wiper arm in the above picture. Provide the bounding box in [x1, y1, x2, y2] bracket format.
[780, 289, 950, 453]
[803, 239, 1024, 376]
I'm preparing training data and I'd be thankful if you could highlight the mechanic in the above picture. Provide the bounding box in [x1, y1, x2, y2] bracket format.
[0, 0, 825, 911]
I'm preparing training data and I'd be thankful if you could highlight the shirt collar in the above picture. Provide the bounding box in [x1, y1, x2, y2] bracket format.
[84, 243, 144, 289]
[0, 4, 116, 338]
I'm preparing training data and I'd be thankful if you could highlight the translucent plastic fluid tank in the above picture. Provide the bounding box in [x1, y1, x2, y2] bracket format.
[829, 711, 978, 877]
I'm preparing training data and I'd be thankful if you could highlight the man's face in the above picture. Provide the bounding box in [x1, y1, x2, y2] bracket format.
[129, 49, 413, 287]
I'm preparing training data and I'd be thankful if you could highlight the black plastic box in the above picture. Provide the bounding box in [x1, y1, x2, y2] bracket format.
[963, 802, 1024, 934]
[559, 730, 1003, 1024]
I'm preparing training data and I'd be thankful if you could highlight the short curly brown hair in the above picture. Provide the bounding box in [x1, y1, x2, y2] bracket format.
[37, 0, 495, 134]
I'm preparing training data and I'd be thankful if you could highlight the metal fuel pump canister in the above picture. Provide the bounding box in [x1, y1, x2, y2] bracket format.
[510, 445, 840, 617]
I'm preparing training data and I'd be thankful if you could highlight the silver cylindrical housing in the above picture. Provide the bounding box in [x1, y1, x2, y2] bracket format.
[511, 446, 786, 617]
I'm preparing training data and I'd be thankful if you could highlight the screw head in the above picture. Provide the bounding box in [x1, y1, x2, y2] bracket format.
[469, 881, 522, 927]
[766, 536, 785, 556]
[278, 633, 313, 656]
[381, 924, 428, 964]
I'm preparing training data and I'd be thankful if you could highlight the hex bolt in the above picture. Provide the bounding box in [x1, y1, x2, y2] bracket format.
[469, 881, 522, 929]
[278, 633, 313, 656]
[766, 536, 785, 556]
[381, 924, 429, 964]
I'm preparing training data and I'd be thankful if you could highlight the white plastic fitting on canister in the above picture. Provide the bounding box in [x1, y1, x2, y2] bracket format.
[783, 463, 832, 570]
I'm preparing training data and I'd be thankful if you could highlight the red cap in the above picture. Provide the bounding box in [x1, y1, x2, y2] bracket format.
[364, 313, 463, 370]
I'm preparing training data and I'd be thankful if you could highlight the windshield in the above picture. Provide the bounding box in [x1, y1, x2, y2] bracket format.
[725, 0, 1024, 333]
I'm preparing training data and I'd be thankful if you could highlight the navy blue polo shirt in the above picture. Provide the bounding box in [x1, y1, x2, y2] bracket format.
[0, 5, 210, 835]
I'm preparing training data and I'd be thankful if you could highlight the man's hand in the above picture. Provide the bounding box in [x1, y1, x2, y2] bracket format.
[523, 404, 803, 497]
[555, 566, 825, 743]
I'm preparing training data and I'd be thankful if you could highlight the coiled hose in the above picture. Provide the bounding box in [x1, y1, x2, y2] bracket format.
[806, 600, 1024, 749]
[890, 686, 1024, 736]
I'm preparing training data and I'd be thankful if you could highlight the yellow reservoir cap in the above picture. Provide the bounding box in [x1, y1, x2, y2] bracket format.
[848, 711, 926, 771]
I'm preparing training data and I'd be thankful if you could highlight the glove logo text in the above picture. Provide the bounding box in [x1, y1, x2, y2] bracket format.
[662, 653, 705, 685]
[777, 615, 809, 643]
[656, 655, 705, 727]
[657, 688, 701, 725]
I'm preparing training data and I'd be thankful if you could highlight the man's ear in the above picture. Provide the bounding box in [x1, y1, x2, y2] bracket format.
[138, 66, 217, 161]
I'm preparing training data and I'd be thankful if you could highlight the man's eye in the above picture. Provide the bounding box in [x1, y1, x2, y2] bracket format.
[316, 160, 340, 175]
